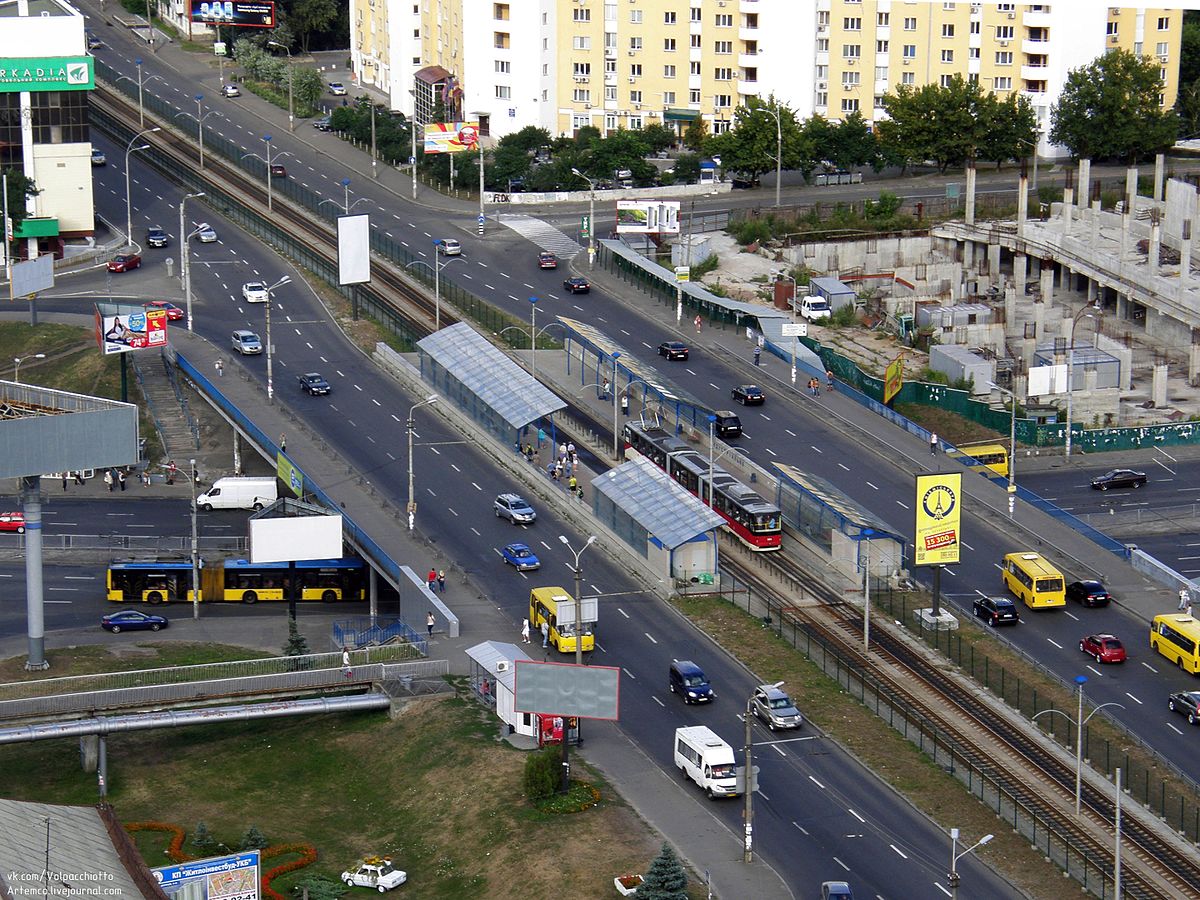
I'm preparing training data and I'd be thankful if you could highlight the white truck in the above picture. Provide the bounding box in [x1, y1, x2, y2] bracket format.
[674, 725, 741, 799]
[799, 295, 832, 322]
[196, 476, 278, 511]
[341, 856, 407, 892]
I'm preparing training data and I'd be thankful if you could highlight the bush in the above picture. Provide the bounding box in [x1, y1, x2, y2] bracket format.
[827, 304, 858, 328]
[690, 253, 719, 279]
[728, 218, 773, 246]
[191, 822, 215, 854]
[239, 825, 269, 851]
[523, 748, 559, 802]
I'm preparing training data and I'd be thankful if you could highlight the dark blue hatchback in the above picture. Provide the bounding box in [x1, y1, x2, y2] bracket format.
[669, 660, 714, 704]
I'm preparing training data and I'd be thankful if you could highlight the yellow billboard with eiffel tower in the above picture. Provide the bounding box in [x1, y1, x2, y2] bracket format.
[914, 473, 961, 566]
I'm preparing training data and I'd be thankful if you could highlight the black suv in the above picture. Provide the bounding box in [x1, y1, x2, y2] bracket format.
[731, 385, 765, 405]
[146, 226, 169, 248]
[973, 595, 1019, 626]
[297, 372, 331, 395]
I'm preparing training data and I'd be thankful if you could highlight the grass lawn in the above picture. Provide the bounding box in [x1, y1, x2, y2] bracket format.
[0, 642, 273, 684]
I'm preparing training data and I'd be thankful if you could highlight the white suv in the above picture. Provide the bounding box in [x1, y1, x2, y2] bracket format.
[241, 282, 269, 303]
[494, 493, 536, 524]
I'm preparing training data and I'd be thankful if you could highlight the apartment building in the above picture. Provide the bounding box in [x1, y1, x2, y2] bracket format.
[351, 2, 1183, 155]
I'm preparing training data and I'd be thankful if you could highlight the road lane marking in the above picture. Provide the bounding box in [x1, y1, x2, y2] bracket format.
[622, 667, 636, 679]
[809, 775, 826, 789]
[1168, 723, 1183, 735]
[890, 844, 908, 859]
[1142, 661, 1159, 673]
[652, 696, 665, 708]
[848, 809, 865, 823]
[471, 482, 482, 491]
[866, 481, 879, 490]
[1046, 638, 1063, 649]
[832, 857, 849, 871]
[644, 633, 658, 644]
[1087, 665, 1103, 677]
[1125, 692, 1142, 705]
[785, 429, 797, 437]
[618, 608, 630, 619]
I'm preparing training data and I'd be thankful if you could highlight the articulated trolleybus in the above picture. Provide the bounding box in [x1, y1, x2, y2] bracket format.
[622, 421, 782, 551]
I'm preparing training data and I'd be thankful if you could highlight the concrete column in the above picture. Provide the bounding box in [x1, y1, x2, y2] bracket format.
[1189, 333, 1200, 387]
[1152, 362, 1169, 408]
[1148, 216, 1161, 276]
[1086, 279, 1097, 305]
[1033, 299, 1045, 339]
[22, 475, 47, 670]
[80, 735, 99, 773]
[1004, 286, 1018, 339]
[1013, 373, 1028, 407]
[1063, 186, 1074, 232]
[963, 238, 975, 271]
[1013, 252, 1027, 295]
[1126, 167, 1138, 210]
[1078, 159, 1091, 209]
[233, 430, 242, 476]
[1116, 293, 1129, 321]
[1182, 216, 1194, 281]
[1060, 307, 1073, 340]
[965, 161, 977, 227]
[1090, 199, 1101, 250]
[1039, 263, 1054, 306]
[1017, 171, 1029, 235]
[1154, 152, 1165, 202]
[1021, 335, 1038, 372]
[988, 242, 1001, 279]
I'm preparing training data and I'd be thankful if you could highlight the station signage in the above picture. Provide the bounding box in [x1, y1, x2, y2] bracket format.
[0, 57, 93, 93]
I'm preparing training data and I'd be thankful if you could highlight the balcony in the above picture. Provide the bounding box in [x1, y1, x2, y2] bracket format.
[1023, 11, 1051, 28]
[737, 79, 759, 94]
[739, 26, 757, 41]
[739, 51, 759, 67]
[1021, 64, 1049, 81]
[1022, 38, 1050, 55]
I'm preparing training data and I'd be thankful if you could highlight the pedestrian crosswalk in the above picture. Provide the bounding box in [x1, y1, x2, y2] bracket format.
[499, 214, 584, 259]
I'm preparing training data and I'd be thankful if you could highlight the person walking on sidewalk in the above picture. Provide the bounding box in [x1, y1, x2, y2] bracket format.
[104, 469, 114, 492]
[426, 611, 435, 636]
[521, 618, 531, 644]
[342, 647, 353, 678]
[61, 473, 68, 492]
[1180, 587, 1192, 611]
[73, 471, 85, 485]
[214, 358, 224, 377]
[118, 469, 127, 492]
[826, 370, 835, 390]
[694, 314, 702, 334]
[541, 620, 549, 648]
[167, 460, 177, 485]
[620, 393, 629, 416]
[929, 432, 939, 456]
[427, 568, 437, 591]
[437, 570, 446, 592]
[753, 346, 762, 366]
[279, 433, 287, 453]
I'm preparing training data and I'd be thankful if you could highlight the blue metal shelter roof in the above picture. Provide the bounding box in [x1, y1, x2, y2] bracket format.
[593, 456, 724, 550]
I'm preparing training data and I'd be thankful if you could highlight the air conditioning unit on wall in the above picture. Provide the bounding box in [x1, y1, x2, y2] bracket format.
[496, 661, 510, 672]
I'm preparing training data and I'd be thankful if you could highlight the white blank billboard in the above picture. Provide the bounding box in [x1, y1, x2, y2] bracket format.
[249, 514, 342, 563]
[337, 214, 371, 286]
[1028, 363, 1068, 397]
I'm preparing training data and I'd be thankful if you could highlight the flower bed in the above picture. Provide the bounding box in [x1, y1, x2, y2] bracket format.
[614, 873, 643, 896]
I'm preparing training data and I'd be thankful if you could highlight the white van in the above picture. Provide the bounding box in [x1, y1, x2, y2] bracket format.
[799, 296, 832, 322]
[674, 725, 741, 799]
[196, 476, 278, 511]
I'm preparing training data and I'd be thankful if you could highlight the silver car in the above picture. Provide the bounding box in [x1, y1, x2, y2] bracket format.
[231, 330, 263, 355]
[196, 224, 218, 243]
[494, 493, 536, 525]
[751, 685, 802, 731]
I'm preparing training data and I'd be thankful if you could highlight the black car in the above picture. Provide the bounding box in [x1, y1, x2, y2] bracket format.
[146, 226, 169, 248]
[297, 372, 331, 395]
[563, 277, 590, 294]
[732, 385, 765, 405]
[972, 595, 1020, 626]
[1066, 579, 1112, 607]
[312, 115, 333, 131]
[101, 610, 168, 633]
[1169, 690, 1200, 725]
[658, 341, 690, 361]
[1091, 469, 1147, 490]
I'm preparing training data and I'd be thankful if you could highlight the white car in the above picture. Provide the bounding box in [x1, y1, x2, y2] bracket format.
[220, 83, 240, 98]
[437, 238, 461, 256]
[196, 224, 218, 243]
[341, 857, 407, 892]
[242, 281, 269, 303]
[328, 82, 347, 96]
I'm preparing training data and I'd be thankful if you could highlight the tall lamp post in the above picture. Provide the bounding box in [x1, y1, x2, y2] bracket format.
[1033, 674, 1124, 816]
[775, 269, 798, 383]
[529, 297, 539, 381]
[757, 103, 784, 208]
[405, 247, 463, 332]
[558, 534, 597, 665]
[611, 351, 622, 459]
[177, 95, 219, 170]
[1064, 302, 1102, 459]
[989, 380, 1019, 517]
[266, 40, 295, 132]
[12, 353, 45, 383]
[744, 681, 781, 862]
[406, 394, 439, 531]
[179, 192, 206, 331]
[263, 275, 292, 402]
[190, 458, 201, 620]
[116, 61, 163, 128]
[124, 127, 160, 249]
[947, 828, 993, 899]
[570, 167, 597, 268]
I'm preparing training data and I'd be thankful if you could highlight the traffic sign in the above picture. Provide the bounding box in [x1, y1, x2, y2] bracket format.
[477, 214, 486, 225]
[781, 322, 808, 337]
[581, 215, 591, 239]
[409, 156, 416, 165]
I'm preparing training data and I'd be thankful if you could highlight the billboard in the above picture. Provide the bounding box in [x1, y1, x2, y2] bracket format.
[883, 354, 904, 405]
[94, 305, 168, 355]
[337, 213, 370, 286]
[0, 57, 93, 93]
[154, 852, 259, 900]
[189, 1, 276, 27]
[513, 660, 620, 720]
[423, 122, 479, 154]
[914, 473, 961, 567]
[615, 200, 681, 234]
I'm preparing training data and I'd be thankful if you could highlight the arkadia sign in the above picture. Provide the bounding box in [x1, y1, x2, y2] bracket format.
[0, 57, 93, 93]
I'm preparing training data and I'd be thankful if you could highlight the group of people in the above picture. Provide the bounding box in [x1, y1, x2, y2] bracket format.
[520, 617, 550, 648]
[806, 377, 822, 398]
[426, 568, 447, 592]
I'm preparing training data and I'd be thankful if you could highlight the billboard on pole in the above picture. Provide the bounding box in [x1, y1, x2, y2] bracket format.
[189, 1, 276, 27]
[423, 122, 479, 154]
[94, 304, 168, 355]
[615, 200, 680, 234]
[883, 355, 904, 405]
[914, 473, 961, 567]
[154, 851, 260, 900]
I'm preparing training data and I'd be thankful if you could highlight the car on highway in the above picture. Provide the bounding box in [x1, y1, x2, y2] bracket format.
[144, 301, 185, 321]
[494, 492, 536, 525]
[146, 226, 169, 248]
[538, 251, 558, 269]
[821, 883, 853, 900]
[270, 163, 287, 178]
[90, 147, 106, 165]
[1169, 690, 1200, 725]
[101, 610, 168, 634]
[107, 253, 141, 273]
[972, 595, 1020, 626]
[86, 32, 103, 51]
[563, 276, 590, 294]
[328, 81, 347, 96]
[500, 542, 541, 571]
[751, 684, 802, 730]
[231, 330, 263, 355]
[297, 372, 331, 395]
[668, 660, 714, 704]
[241, 281, 269, 303]
[196, 224, 218, 243]
[220, 83, 240, 98]
[1066, 579, 1112, 607]
[1091, 468, 1147, 490]
[0, 512, 26, 534]
[731, 384, 765, 405]
[437, 238, 461, 256]
[313, 115, 332, 131]
[1080, 633, 1126, 664]
[658, 340, 689, 361]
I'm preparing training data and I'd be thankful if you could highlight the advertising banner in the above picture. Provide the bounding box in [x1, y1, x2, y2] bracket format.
[423, 122, 479, 154]
[0, 57, 93, 93]
[615, 200, 681, 234]
[189, 1, 276, 28]
[95, 306, 167, 355]
[154, 852, 260, 900]
[914, 473, 961, 567]
[883, 354, 904, 405]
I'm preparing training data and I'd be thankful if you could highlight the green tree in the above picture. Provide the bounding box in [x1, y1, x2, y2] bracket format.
[523, 748, 558, 801]
[239, 825, 269, 851]
[641, 123, 676, 153]
[828, 111, 880, 170]
[706, 96, 803, 182]
[636, 843, 688, 900]
[282, 620, 309, 657]
[287, 0, 337, 54]
[682, 118, 707, 152]
[1050, 49, 1179, 161]
[671, 153, 702, 184]
[191, 822, 215, 854]
[583, 128, 650, 180]
[2, 169, 39, 252]
[1180, 10, 1200, 90]
[1178, 77, 1200, 138]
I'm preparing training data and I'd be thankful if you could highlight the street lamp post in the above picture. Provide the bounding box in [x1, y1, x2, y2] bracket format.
[406, 394, 439, 531]
[948, 828, 994, 900]
[1065, 302, 1102, 459]
[989, 380, 1019, 517]
[529, 297, 539, 381]
[190, 458, 201, 620]
[1032, 674, 1124, 816]
[342, 178, 352, 214]
[558, 534, 597, 665]
[405, 252, 462, 332]
[775, 269, 798, 383]
[758, 103, 783, 208]
[195, 95, 207, 168]
[116, 60, 162, 128]
[571, 168, 596, 268]
[611, 351, 622, 459]
[744, 681, 781, 863]
[861, 527, 875, 651]
[707, 413, 716, 508]
[263, 275, 292, 402]
[266, 40, 294, 132]
[12, 353, 45, 383]
[179, 192, 206, 331]
[263, 136, 275, 212]
[124, 127, 160, 249]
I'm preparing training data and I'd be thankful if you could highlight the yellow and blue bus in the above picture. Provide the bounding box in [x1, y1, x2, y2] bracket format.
[1001, 552, 1065, 609]
[955, 442, 1009, 478]
[1150, 614, 1200, 673]
[107, 557, 365, 604]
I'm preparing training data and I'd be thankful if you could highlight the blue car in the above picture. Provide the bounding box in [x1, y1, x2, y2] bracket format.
[101, 610, 169, 633]
[501, 542, 541, 571]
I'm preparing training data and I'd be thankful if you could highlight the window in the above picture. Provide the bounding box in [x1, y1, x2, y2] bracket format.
[664, 64, 676, 77]
[1158, 16, 1170, 31]
[939, 74, 954, 87]
[689, 89, 701, 103]
[1107, 21, 1119, 36]
[664, 38, 677, 51]
[715, 14, 733, 27]
[715, 94, 732, 107]
[573, 36, 591, 50]
[902, 44, 916, 59]
[663, 90, 676, 104]
[816, 38, 829, 52]
[968, 72, 978, 84]
[690, 61, 701, 75]
[712, 119, 731, 134]
[496, 60, 510, 73]
[493, 3, 508, 20]
[572, 89, 589, 103]
[874, 66, 887, 80]
[901, 71, 915, 85]
[943, 1, 955, 8]
[715, 67, 732, 80]
[573, 115, 590, 130]
[494, 32, 510, 49]
[877, 12, 889, 25]
[630, 63, 642, 76]
[605, 86, 617, 101]
[630, 90, 642, 103]
[994, 76, 1012, 90]
[815, 64, 828, 79]
[690, 6, 701, 23]
[997, 25, 1014, 40]
[941, 49, 954, 63]
[970, 20, 980, 35]
[997, 2, 1015, 9]
[1134, 41, 1143, 56]
[664, 11, 676, 24]
[969, 47, 979, 59]
[818, 11, 830, 27]
[573, 62, 591, 76]
[844, 17, 862, 30]
[942, 24, 955, 38]
[573, 8, 590, 22]
[691, 34, 702, 49]
[630, 36, 643, 50]
[1157, 41, 1169, 57]
[843, 43, 861, 58]
[630, 10, 642, 24]
[842, 97, 860, 113]
[842, 71, 860, 87]
[995, 51, 1013, 65]
[877, 40, 889, 53]
[715, 41, 733, 54]
[903, 17, 917, 31]
[629, 116, 642, 129]
[605, 60, 616, 74]
[815, 90, 828, 106]
[497, 85, 512, 99]
[874, 95, 885, 108]
[605, 115, 617, 131]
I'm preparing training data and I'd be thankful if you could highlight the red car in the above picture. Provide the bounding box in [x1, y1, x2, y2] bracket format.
[1079, 633, 1126, 664]
[144, 300, 185, 321]
[538, 251, 558, 269]
[0, 512, 26, 534]
[107, 253, 142, 273]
